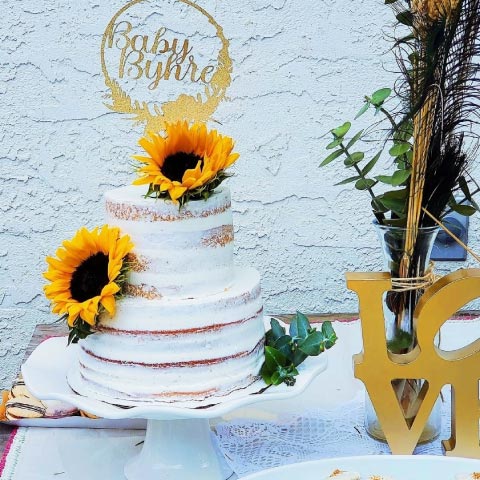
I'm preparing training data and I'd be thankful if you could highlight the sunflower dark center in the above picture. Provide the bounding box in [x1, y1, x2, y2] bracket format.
[161, 152, 203, 182]
[70, 252, 109, 302]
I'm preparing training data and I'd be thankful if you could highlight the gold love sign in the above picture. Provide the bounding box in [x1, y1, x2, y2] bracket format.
[101, 0, 232, 131]
[347, 269, 480, 457]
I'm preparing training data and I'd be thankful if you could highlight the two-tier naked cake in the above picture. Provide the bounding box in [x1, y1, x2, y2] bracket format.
[72, 185, 265, 404]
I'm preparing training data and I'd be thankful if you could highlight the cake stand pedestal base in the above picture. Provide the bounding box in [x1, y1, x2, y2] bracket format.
[124, 418, 232, 480]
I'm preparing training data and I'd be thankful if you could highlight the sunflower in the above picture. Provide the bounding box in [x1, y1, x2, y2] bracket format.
[132, 121, 239, 205]
[43, 226, 134, 344]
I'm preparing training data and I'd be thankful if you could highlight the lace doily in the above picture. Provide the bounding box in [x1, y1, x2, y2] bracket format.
[215, 389, 452, 477]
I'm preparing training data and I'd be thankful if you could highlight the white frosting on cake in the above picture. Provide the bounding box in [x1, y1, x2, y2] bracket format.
[105, 185, 234, 298]
[72, 186, 265, 404]
[77, 267, 264, 403]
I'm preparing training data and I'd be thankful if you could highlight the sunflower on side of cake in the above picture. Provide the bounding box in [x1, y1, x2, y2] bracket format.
[132, 120, 239, 207]
[43, 225, 134, 344]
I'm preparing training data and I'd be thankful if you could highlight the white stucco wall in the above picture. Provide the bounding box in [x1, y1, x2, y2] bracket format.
[1, 0, 479, 389]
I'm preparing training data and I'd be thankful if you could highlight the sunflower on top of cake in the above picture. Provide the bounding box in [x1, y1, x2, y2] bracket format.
[43, 121, 336, 405]
[132, 120, 238, 206]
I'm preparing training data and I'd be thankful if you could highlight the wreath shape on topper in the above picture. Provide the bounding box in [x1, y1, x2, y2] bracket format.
[100, 0, 232, 132]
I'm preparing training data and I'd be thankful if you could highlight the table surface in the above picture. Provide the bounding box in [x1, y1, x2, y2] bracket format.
[0, 313, 356, 453]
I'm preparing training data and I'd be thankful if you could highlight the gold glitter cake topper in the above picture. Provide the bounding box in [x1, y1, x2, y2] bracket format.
[101, 0, 232, 131]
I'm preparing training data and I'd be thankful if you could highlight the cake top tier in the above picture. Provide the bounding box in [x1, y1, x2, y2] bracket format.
[104, 184, 235, 299]
[106, 185, 231, 224]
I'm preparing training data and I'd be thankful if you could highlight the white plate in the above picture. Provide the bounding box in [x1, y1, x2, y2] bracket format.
[22, 336, 328, 420]
[240, 455, 480, 480]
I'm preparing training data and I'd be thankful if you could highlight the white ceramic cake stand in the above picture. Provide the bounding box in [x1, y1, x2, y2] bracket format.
[22, 337, 328, 480]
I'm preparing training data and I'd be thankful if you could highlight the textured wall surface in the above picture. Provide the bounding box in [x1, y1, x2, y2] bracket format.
[1, 0, 479, 389]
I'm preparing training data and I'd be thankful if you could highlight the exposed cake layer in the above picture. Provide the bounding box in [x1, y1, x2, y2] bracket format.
[76, 267, 264, 403]
[105, 185, 234, 298]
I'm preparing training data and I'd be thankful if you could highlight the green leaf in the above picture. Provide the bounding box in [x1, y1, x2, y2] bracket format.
[346, 130, 364, 149]
[298, 330, 324, 356]
[326, 138, 342, 150]
[391, 169, 410, 186]
[335, 175, 361, 186]
[270, 370, 282, 385]
[371, 88, 392, 106]
[344, 151, 364, 166]
[321, 321, 338, 349]
[355, 178, 376, 190]
[355, 102, 369, 120]
[263, 346, 288, 371]
[273, 335, 294, 359]
[458, 177, 480, 210]
[450, 203, 477, 216]
[361, 151, 382, 175]
[331, 121, 351, 139]
[291, 349, 308, 367]
[289, 311, 310, 339]
[376, 174, 395, 185]
[459, 176, 471, 200]
[320, 149, 343, 167]
[389, 143, 411, 157]
[376, 188, 408, 216]
[270, 318, 286, 340]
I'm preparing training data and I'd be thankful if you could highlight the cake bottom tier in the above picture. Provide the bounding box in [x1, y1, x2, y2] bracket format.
[71, 267, 265, 404]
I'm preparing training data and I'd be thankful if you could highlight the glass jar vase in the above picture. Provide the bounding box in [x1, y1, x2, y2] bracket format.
[365, 222, 441, 443]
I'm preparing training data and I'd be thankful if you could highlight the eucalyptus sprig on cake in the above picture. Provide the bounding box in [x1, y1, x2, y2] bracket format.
[43, 226, 134, 344]
[261, 312, 337, 387]
[133, 121, 239, 207]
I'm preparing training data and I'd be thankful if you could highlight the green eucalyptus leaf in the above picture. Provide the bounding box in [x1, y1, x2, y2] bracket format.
[326, 138, 343, 150]
[291, 348, 308, 367]
[273, 335, 294, 359]
[361, 152, 382, 175]
[372, 197, 389, 214]
[320, 149, 343, 167]
[355, 102, 369, 120]
[335, 176, 361, 186]
[451, 203, 477, 216]
[389, 143, 411, 157]
[298, 330, 324, 356]
[260, 366, 272, 385]
[289, 311, 310, 339]
[344, 151, 364, 167]
[391, 169, 411, 186]
[376, 174, 395, 185]
[346, 130, 364, 149]
[371, 88, 392, 105]
[270, 370, 282, 385]
[264, 346, 288, 370]
[332, 121, 351, 139]
[355, 178, 376, 190]
[270, 318, 286, 340]
[459, 177, 479, 210]
[321, 321, 338, 349]
[376, 188, 408, 216]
